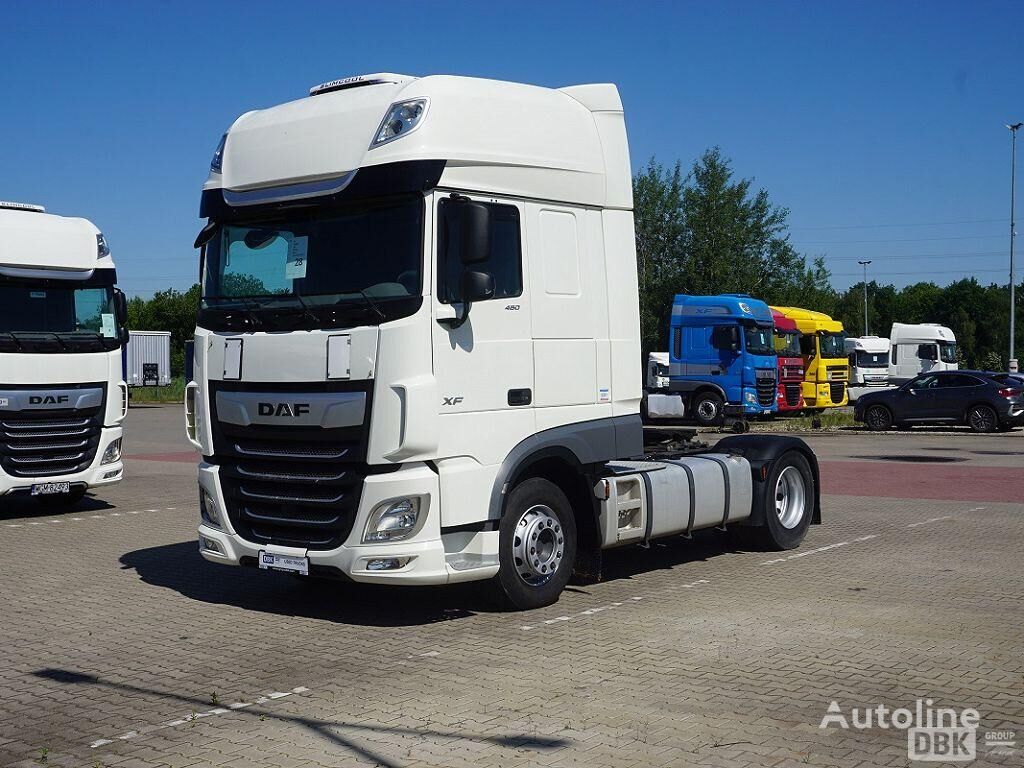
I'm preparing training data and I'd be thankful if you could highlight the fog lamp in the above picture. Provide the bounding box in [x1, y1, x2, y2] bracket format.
[363, 497, 423, 542]
[101, 438, 122, 465]
[200, 488, 222, 528]
[200, 536, 223, 554]
[366, 557, 411, 571]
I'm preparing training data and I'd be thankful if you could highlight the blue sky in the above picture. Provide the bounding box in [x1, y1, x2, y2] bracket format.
[2, 0, 1021, 296]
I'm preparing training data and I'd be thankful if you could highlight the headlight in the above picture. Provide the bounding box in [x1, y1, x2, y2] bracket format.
[200, 488, 221, 528]
[370, 99, 428, 148]
[100, 438, 122, 465]
[363, 497, 423, 543]
[210, 133, 227, 173]
[744, 391, 757, 404]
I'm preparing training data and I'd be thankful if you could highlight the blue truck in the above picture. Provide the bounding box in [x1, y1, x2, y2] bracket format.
[664, 293, 778, 426]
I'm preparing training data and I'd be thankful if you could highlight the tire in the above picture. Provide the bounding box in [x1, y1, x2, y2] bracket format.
[967, 404, 997, 433]
[754, 450, 815, 550]
[35, 487, 87, 509]
[692, 392, 724, 426]
[865, 405, 893, 431]
[493, 478, 577, 611]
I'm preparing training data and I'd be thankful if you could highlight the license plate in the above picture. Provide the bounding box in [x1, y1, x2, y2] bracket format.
[258, 551, 308, 576]
[31, 482, 71, 496]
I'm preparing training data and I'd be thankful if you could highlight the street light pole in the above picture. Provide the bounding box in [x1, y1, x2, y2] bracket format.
[1009, 122, 1022, 373]
[858, 260, 872, 335]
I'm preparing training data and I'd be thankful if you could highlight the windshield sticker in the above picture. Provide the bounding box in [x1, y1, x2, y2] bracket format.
[101, 313, 116, 338]
[30, 291, 46, 299]
[285, 236, 309, 280]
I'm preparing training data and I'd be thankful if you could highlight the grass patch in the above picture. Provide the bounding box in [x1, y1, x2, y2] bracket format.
[750, 410, 858, 432]
[129, 377, 186, 404]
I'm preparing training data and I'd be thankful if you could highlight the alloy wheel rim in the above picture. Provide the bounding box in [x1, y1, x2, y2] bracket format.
[697, 400, 718, 420]
[512, 505, 564, 586]
[869, 406, 888, 429]
[971, 407, 995, 431]
[775, 466, 807, 529]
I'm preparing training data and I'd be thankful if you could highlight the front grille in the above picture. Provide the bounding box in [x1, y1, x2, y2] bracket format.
[785, 383, 801, 406]
[0, 390, 105, 478]
[830, 382, 846, 403]
[755, 373, 776, 407]
[827, 365, 848, 381]
[209, 380, 379, 551]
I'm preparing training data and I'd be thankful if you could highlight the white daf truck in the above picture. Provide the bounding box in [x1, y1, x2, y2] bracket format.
[0, 202, 128, 507]
[888, 323, 958, 384]
[844, 335, 892, 402]
[187, 73, 821, 609]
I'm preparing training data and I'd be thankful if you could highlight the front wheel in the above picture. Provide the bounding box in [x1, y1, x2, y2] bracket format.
[865, 405, 893, 431]
[755, 450, 815, 550]
[967, 405, 997, 433]
[692, 392, 724, 426]
[493, 478, 577, 611]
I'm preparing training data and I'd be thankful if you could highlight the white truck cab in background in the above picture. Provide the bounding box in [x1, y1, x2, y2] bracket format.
[845, 335, 892, 401]
[888, 323, 958, 384]
[0, 202, 128, 507]
[188, 73, 821, 609]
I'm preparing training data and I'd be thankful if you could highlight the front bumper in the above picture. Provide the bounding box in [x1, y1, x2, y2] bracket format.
[0, 426, 124, 496]
[196, 461, 499, 585]
[802, 381, 849, 408]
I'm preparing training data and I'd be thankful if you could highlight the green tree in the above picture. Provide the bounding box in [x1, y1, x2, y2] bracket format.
[127, 285, 200, 376]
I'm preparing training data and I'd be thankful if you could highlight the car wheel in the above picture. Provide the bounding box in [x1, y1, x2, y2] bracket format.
[967, 404, 998, 433]
[865, 405, 893, 431]
[756, 451, 815, 550]
[493, 478, 577, 611]
[692, 392, 724, 426]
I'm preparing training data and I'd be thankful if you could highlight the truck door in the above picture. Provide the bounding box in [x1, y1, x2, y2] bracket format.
[431, 193, 535, 422]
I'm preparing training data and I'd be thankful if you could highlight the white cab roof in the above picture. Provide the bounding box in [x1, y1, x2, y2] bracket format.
[649, 352, 669, 365]
[844, 336, 890, 353]
[889, 323, 955, 344]
[0, 206, 113, 273]
[208, 73, 631, 209]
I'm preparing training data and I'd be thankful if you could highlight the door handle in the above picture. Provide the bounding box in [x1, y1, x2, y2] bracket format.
[507, 388, 532, 406]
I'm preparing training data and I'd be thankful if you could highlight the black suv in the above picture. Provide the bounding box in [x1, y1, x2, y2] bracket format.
[854, 370, 1024, 432]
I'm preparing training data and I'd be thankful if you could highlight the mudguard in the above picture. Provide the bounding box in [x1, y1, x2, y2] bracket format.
[710, 434, 822, 526]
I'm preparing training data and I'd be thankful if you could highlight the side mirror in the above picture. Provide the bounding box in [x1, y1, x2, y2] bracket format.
[461, 270, 495, 302]
[459, 202, 491, 265]
[729, 326, 740, 352]
[114, 288, 128, 325]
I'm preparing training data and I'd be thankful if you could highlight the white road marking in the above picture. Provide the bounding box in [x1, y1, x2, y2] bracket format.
[89, 686, 310, 748]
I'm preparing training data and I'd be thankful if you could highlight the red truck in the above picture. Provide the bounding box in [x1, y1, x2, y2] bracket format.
[772, 309, 805, 412]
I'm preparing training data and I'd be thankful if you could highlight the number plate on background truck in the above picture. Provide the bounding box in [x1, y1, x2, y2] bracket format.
[258, 551, 309, 576]
[31, 482, 71, 496]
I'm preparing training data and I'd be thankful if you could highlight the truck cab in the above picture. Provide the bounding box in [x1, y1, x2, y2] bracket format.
[668, 294, 777, 425]
[888, 323, 958, 384]
[771, 306, 848, 409]
[187, 73, 821, 609]
[771, 309, 805, 413]
[0, 202, 128, 507]
[845, 335, 890, 386]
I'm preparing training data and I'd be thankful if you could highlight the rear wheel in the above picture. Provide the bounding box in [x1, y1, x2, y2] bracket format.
[865, 405, 893, 431]
[692, 392, 724, 426]
[967, 404, 997, 433]
[755, 451, 814, 550]
[493, 478, 577, 611]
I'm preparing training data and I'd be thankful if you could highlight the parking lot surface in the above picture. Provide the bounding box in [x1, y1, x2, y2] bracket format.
[1, 406, 1021, 767]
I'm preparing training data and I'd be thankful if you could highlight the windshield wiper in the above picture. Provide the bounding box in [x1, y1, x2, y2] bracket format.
[2, 332, 25, 351]
[336, 288, 386, 322]
[44, 332, 71, 352]
[290, 292, 321, 326]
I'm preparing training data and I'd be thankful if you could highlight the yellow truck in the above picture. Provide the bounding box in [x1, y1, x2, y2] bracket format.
[771, 307, 849, 409]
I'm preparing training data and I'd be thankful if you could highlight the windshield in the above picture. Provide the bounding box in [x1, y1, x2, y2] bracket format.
[939, 341, 958, 364]
[855, 350, 889, 368]
[0, 271, 121, 352]
[819, 331, 846, 358]
[774, 330, 801, 357]
[200, 197, 423, 329]
[744, 326, 775, 356]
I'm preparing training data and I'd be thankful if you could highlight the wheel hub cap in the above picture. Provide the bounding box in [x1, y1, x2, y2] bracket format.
[698, 401, 717, 419]
[775, 466, 807, 530]
[512, 505, 564, 586]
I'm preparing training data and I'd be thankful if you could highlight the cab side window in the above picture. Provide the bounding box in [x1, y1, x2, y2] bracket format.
[438, 199, 522, 304]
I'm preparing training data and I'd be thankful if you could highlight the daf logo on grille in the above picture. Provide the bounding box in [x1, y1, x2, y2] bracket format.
[257, 402, 311, 418]
[29, 395, 70, 405]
